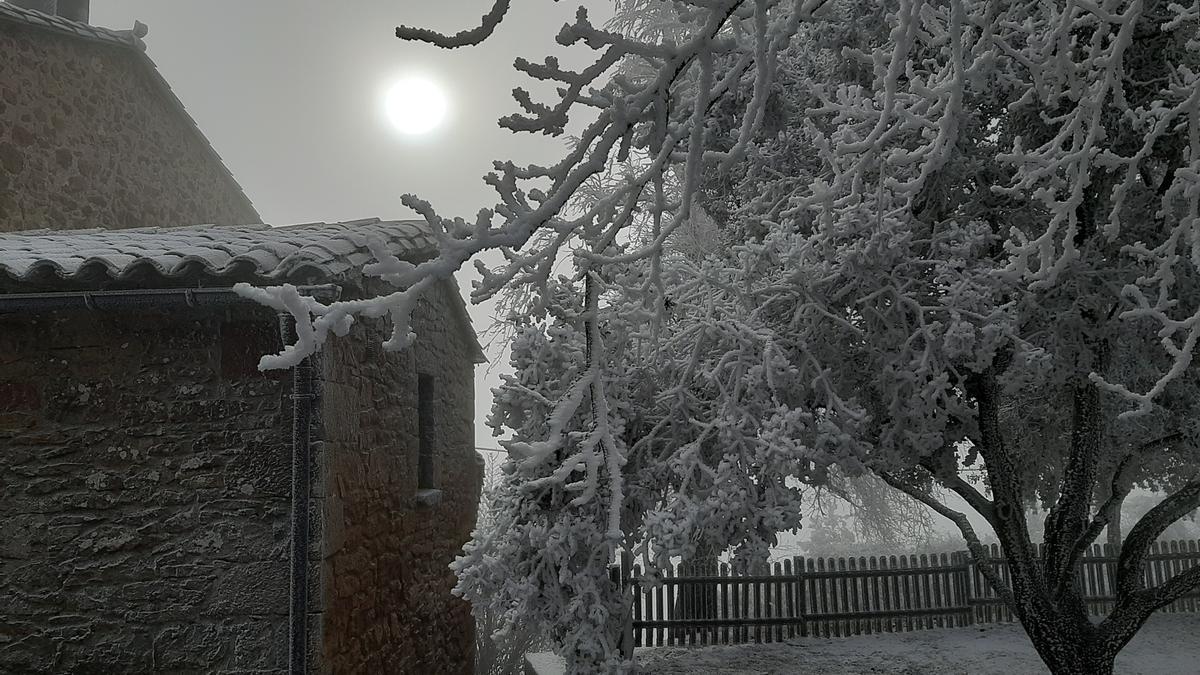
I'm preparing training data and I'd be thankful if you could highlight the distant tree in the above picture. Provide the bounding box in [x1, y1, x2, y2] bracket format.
[803, 473, 938, 556]
[470, 452, 550, 675]
[242, 1, 1200, 673]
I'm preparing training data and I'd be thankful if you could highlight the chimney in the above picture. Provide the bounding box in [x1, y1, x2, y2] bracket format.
[7, 0, 89, 22]
[56, 0, 88, 22]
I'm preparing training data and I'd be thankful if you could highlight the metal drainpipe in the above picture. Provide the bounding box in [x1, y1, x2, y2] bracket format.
[0, 284, 337, 673]
[280, 313, 316, 675]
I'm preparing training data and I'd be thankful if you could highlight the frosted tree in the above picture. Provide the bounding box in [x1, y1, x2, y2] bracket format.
[239, 1, 1200, 672]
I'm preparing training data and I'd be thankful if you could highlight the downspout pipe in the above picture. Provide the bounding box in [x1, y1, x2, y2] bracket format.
[0, 283, 336, 673]
[280, 313, 317, 675]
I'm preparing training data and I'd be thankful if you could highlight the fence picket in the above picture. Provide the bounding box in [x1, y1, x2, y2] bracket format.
[812, 557, 824, 638]
[882, 555, 895, 632]
[908, 555, 920, 631]
[764, 563, 774, 643]
[665, 566, 676, 647]
[632, 564, 643, 647]
[843, 556, 856, 636]
[914, 554, 927, 630]
[868, 556, 883, 633]
[740, 564, 750, 643]
[772, 561, 784, 642]
[783, 559, 794, 639]
[949, 552, 962, 627]
[980, 544, 993, 624]
[1190, 541, 1200, 613]
[717, 563, 727, 645]
[875, 556, 889, 633]
[732, 563, 740, 642]
[853, 557, 866, 635]
[834, 557, 846, 638]
[833, 557, 846, 637]
[1099, 544, 1113, 616]
[1164, 541, 1179, 611]
[1083, 550, 1098, 616]
[973, 550, 986, 625]
[798, 557, 809, 638]
[929, 554, 944, 629]
[1188, 541, 1200, 613]
[770, 561, 780, 642]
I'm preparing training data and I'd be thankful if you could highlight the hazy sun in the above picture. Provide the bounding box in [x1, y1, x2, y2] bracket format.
[385, 76, 448, 136]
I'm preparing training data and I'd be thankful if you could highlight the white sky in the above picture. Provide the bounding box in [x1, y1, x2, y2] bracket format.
[87, 0, 614, 452]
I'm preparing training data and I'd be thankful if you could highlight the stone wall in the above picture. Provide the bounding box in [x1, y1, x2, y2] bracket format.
[0, 20, 260, 232]
[0, 280, 482, 673]
[0, 306, 292, 673]
[317, 279, 482, 674]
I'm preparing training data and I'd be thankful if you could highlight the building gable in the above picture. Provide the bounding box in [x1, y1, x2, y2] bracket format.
[0, 1, 260, 232]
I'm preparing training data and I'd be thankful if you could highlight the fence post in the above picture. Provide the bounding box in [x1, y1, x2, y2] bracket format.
[793, 556, 807, 637]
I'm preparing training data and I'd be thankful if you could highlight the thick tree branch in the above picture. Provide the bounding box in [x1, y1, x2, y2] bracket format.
[1044, 381, 1104, 601]
[1113, 480, 1200, 602]
[917, 455, 997, 524]
[1099, 544, 1200, 654]
[1143, 564, 1200, 610]
[880, 472, 1015, 607]
[1077, 433, 1183, 555]
[967, 366, 1038, 565]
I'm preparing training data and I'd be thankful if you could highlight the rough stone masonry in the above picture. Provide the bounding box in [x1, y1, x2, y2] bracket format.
[0, 12, 259, 232]
[0, 279, 482, 673]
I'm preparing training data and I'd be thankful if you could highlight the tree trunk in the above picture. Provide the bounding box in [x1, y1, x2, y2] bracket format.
[1107, 501, 1122, 552]
[1040, 640, 1118, 675]
[1013, 599, 1119, 675]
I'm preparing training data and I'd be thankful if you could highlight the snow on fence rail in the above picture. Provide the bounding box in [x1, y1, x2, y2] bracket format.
[615, 539, 1200, 647]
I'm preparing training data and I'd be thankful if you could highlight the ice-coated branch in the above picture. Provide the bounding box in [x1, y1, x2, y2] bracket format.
[247, 1, 828, 376]
[310, 1, 1200, 668]
[396, 0, 510, 48]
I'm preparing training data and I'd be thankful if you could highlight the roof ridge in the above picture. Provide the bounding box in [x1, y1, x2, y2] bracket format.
[0, 2, 142, 49]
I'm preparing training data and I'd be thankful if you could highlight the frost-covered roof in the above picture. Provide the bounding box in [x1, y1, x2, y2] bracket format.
[0, 218, 436, 284]
[0, 218, 487, 362]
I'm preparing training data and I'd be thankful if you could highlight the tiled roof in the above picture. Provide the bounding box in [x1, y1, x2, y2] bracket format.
[0, 219, 437, 284]
[0, 2, 260, 221]
[0, 2, 141, 48]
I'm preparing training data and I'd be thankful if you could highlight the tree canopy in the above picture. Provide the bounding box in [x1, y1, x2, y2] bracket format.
[240, 1, 1200, 672]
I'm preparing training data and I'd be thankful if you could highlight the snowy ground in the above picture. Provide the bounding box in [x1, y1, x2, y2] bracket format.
[634, 614, 1200, 674]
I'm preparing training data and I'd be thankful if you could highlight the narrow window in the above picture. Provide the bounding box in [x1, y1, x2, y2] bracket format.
[417, 373, 435, 490]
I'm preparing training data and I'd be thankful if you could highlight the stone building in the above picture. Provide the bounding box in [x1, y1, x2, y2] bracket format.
[0, 3, 485, 673]
[0, 0, 259, 231]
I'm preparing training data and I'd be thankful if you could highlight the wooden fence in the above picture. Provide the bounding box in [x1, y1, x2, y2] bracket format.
[617, 539, 1200, 647]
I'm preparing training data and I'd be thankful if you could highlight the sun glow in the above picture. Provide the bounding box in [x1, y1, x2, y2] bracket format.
[384, 76, 449, 136]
